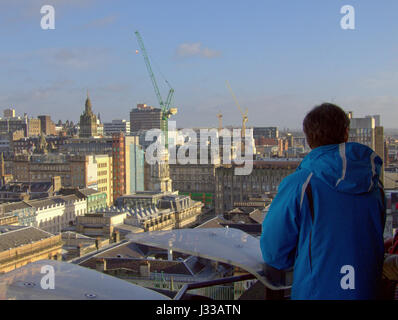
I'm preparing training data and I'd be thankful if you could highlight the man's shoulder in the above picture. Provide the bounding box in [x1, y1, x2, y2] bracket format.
[280, 168, 313, 188]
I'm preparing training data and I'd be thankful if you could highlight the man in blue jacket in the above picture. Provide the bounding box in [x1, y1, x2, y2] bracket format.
[260, 103, 385, 299]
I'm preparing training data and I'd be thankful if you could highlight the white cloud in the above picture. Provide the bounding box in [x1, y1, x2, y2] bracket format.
[176, 42, 221, 59]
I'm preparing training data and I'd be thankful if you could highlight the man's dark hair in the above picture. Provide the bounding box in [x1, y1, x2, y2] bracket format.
[303, 103, 350, 149]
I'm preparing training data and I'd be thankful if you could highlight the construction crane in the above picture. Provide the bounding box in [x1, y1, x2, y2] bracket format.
[225, 80, 248, 138]
[134, 31, 177, 149]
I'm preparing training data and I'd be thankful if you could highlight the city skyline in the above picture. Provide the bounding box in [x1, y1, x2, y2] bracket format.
[1, 1, 398, 129]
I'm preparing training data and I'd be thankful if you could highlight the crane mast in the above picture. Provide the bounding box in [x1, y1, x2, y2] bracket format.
[135, 31, 177, 149]
[135, 31, 165, 109]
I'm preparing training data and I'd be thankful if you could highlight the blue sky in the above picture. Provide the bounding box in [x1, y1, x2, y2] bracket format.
[1, 0, 398, 129]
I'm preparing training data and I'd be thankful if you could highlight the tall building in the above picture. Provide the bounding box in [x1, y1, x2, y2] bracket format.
[125, 136, 145, 194]
[79, 93, 98, 138]
[38, 115, 56, 136]
[130, 104, 162, 133]
[348, 112, 384, 183]
[94, 154, 113, 206]
[112, 133, 145, 200]
[28, 118, 41, 137]
[112, 133, 126, 200]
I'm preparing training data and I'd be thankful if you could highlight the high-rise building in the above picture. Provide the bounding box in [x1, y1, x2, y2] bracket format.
[130, 104, 162, 133]
[125, 136, 144, 194]
[112, 133, 126, 200]
[348, 112, 384, 183]
[28, 118, 41, 137]
[112, 133, 145, 200]
[38, 115, 56, 136]
[94, 154, 113, 206]
[79, 93, 98, 138]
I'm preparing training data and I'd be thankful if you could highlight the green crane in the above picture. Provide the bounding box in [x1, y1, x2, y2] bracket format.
[134, 31, 177, 149]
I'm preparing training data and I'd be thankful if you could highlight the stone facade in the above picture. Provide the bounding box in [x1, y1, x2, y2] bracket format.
[215, 160, 300, 214]
[0, 226, 62, 274]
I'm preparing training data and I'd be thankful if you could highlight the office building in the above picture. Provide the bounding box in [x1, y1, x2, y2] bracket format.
[104, 120, 130, 136]
[112, 133, 145, 200]
[13, 154, 98, 189]
[94, 154, 113, 206]
[215, 159, 300, 214]
[253, 127, 279, 139]
[130, 104, 162, 133]
[348, 112, 384, 182]
[0, 115, 28, 137]
[38, 115, 56, 136]
[28, 118, 41, 137]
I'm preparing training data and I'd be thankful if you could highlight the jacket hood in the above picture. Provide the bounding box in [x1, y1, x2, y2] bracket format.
[298, 142, 382, 194]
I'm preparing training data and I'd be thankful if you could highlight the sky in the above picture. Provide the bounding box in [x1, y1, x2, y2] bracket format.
[1, 0, 398, 130]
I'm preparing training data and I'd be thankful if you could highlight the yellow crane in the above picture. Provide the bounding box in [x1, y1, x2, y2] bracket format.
[225, 80, 248, 138]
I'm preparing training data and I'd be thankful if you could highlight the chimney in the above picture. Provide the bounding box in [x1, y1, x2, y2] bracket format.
[112, 230, 120, 243]
[95, 237, 100, 250]
[77, 243, 82, 257]
[96, 258, 107, 273]
[51, 176, 61, 193]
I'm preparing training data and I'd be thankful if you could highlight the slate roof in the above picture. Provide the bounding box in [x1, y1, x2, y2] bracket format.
[194, 216, 226, 229]
[0, 226, 56, 252]
[79, 188, 101, 197]
[249, 209, 266, 224]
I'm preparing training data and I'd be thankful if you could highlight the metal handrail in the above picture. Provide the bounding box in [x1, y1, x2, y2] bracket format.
[173, 273, 256, 300]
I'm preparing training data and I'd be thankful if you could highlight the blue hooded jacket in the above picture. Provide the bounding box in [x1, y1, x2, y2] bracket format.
[260, 142, 385, 300]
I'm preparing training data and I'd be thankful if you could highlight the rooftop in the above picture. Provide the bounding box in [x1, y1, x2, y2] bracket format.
[79, 188, 101, 197]
[0, 226, 56, 252]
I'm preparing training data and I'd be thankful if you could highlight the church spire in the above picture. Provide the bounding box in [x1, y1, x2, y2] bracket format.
[85, 89, 92, 114]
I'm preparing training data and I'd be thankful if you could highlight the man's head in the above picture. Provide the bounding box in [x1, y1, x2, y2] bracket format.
[303, 103, 350, 149]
